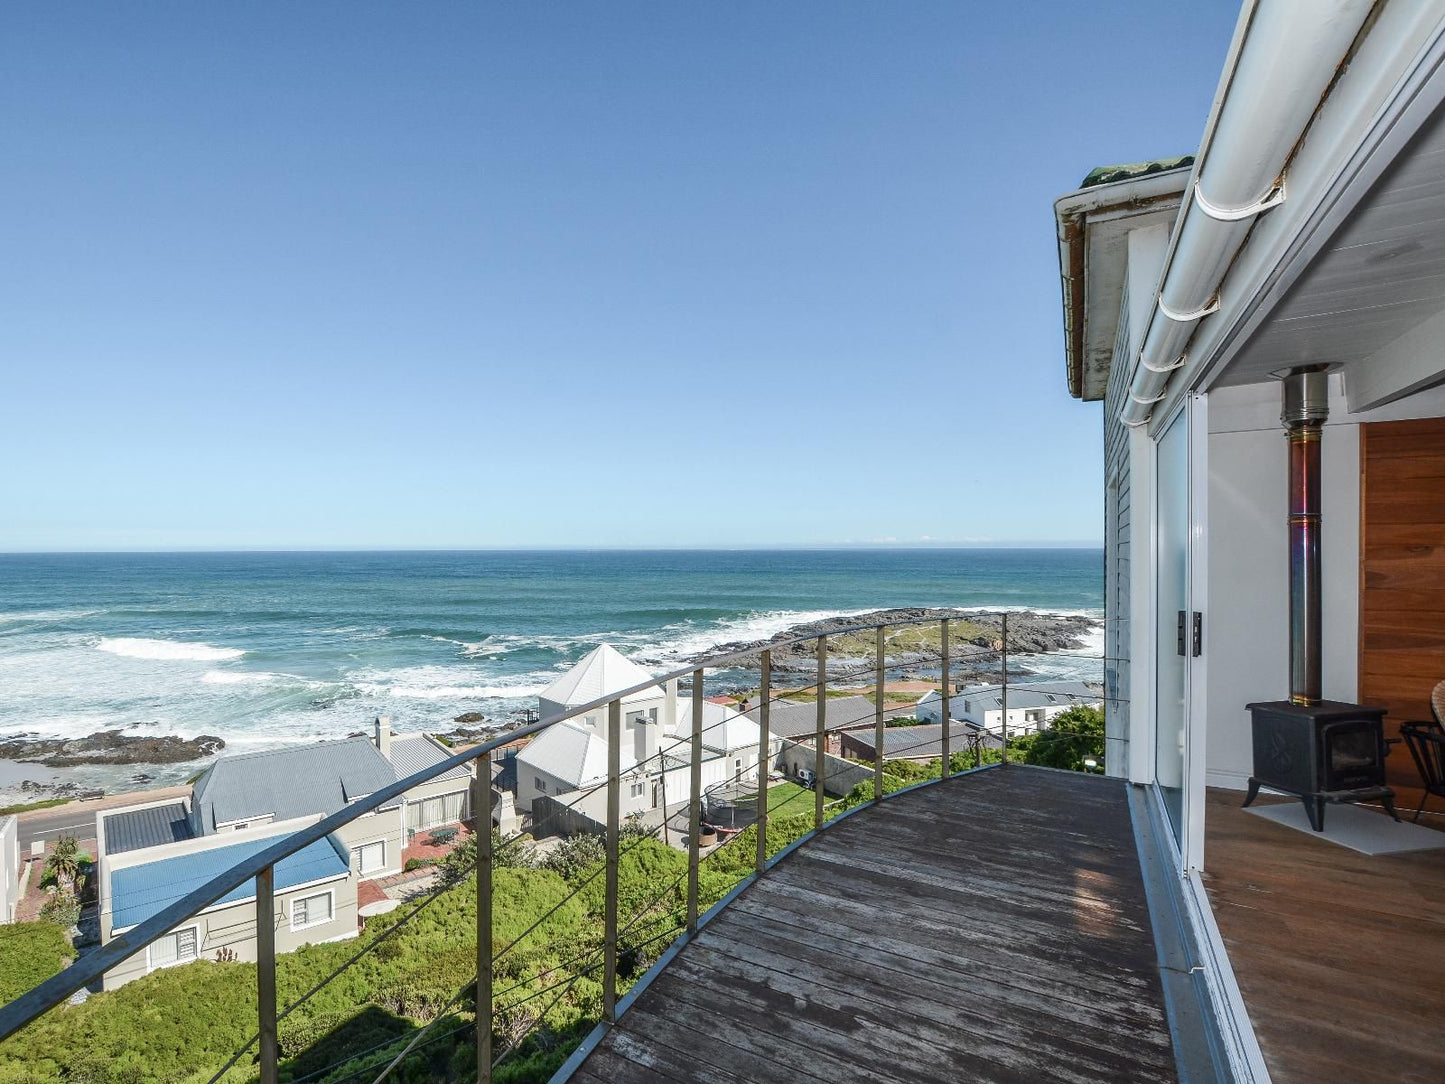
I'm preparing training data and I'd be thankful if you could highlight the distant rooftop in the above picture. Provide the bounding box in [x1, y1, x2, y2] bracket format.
[1081, 154, 1195, 188]
[108, 833, 349, 931]
[103, 802, 193, 855]
[191, 735, 399, 832]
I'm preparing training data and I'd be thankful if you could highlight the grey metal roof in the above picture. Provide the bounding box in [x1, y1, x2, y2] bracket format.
[744, 696, 915, 740]
[943, 681, 1101, 715]
[842, 723, 1001, 761]
[102, 802, 194, 855]
[390, 735, 471, 786]
[191, 736, 399, 832]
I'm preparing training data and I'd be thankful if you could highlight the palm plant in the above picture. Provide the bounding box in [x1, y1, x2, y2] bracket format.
[43, 836, 83, 892]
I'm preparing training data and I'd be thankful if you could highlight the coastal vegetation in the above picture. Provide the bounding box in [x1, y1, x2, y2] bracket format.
[0, 923, 76, 1005]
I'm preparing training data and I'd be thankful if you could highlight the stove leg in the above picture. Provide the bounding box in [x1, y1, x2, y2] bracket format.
[1305, 797, 1325, 832]
[1243, 779, 1262, 809]
[1380, 793, 1401, 823]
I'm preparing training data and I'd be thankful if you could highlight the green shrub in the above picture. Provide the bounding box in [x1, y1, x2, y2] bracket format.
[402, 856, 438, 872]
[0, 923, 76, 1003]
[37, 892, 80, 930]
[1026, 705, 1104, 771]
[538, 833, 604, 882]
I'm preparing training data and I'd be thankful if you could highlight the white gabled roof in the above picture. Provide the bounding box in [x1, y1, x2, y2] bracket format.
[540, 644, 658, 708]
[665, 700, 760, 755]
[516, 719, 640, 790]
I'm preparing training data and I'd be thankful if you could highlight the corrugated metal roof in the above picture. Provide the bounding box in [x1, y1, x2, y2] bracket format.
[843, 724, 1000, 761]
[744, 696, 914, 740]
[921, 681, 1101, 716]
[103, 803, 194, 855]
[108, 833, 349, 931]
[516, 720, 636, 789]
[390, 735, 470, 785]
[191, 736, 398, 831]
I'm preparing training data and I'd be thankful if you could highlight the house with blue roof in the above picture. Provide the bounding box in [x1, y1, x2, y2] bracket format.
[93, 718, 475, 990]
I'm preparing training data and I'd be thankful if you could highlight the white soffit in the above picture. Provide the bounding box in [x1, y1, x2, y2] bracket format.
[1220, 103, 1445, 391]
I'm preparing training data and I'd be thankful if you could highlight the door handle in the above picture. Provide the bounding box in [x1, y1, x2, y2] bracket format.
[1177, 611, 1187, 657]
[1192, 612, 1203, 657]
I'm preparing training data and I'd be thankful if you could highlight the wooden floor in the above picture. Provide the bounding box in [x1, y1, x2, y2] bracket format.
[1202, 789, 1445, 1084]
[571, 767, 1179, 1084]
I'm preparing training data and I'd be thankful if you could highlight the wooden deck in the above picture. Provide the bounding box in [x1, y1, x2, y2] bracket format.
[1202, 789, 1445, 1084]
[571, 767, 1179, 1084]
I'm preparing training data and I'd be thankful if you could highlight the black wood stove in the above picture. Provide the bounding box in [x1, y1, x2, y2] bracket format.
[1242, 369, 1398, 832]
[1244, 699, 1397, 830]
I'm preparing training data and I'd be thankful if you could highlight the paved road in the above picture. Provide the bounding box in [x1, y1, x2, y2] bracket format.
[13, 786, 190, 849]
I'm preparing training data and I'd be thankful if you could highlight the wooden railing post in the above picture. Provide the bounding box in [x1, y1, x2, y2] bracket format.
[756, 650, 771, 877]
[940, 619, 951, 779]
[814, 636, 827, 830]
[256, 865, 278, 1084]
[874, 626, 885, 803]
[473, 755, 493, 1083]
[686, 670, 703, 934]
[1001, 613, 1010, 766]
[603, 700, 621, 1023]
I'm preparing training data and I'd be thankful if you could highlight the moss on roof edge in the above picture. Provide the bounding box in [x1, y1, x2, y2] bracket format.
[1080, 155, 1195, 189]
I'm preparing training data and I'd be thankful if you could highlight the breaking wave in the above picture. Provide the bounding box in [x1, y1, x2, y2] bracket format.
[97, 637, 247, 662]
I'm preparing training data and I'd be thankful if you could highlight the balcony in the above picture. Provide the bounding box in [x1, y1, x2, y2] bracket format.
[564, 766, 1179, 1084]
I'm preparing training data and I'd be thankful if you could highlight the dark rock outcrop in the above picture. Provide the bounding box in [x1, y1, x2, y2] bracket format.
[0, 730, 226, 767]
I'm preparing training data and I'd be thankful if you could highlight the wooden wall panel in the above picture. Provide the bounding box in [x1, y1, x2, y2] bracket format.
[1360, 417, 1445, 803]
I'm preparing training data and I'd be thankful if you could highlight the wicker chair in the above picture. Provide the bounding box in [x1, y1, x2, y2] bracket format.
[1399, 679, 1445, 823]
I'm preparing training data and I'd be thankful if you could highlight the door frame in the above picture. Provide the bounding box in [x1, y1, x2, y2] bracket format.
[1149, 393, 1210, 874]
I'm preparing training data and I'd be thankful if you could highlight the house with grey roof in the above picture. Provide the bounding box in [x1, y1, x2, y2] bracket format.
[915, 680, 1102, 736]
[92, 717, 474, 990]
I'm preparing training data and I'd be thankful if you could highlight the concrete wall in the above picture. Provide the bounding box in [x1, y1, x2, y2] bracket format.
[1203, 378, 1445, 788]
[0, 815, 18, 924]
[333, 808, 406, 881]
[776, 740, 872, 798]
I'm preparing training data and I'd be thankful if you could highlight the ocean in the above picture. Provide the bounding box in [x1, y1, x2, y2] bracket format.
[0, 549, 1102, 799]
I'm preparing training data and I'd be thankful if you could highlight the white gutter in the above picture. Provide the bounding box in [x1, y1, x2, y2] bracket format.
[1120, 0, 1377, 428]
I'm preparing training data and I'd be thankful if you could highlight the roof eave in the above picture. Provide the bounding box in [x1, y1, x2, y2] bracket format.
[1054, 167, 1194, 401]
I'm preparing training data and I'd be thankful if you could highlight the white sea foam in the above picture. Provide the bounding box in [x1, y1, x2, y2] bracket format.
[97, 637, 246, 662]
[200, 669, 315, 687]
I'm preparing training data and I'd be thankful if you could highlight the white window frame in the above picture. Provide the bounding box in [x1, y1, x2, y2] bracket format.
[147, 924, 200, 971]
[629, 781, 645, 798]
[355, 839, 386, 876]
[290, 889, 335, 932]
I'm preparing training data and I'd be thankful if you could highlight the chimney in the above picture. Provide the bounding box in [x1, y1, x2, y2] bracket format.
[375, 715, 392, 760]
[1281, 368, 1328, 705]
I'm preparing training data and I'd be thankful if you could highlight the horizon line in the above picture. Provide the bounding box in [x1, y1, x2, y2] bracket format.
[0, 542, 1105, 556]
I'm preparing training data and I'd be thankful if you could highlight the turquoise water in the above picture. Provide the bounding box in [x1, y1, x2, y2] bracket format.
[0, 549, 1101, 792]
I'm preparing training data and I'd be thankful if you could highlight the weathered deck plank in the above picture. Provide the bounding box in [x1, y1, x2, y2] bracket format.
[572, 766, 1178, 1083]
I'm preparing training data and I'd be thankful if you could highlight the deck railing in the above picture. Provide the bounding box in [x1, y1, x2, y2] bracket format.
[0, 612, 1120, 1084]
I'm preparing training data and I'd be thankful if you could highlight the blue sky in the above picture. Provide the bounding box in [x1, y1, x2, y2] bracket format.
[2, 2, 1239, 551]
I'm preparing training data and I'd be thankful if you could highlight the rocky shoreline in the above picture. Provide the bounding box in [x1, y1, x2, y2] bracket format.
[0, 730, 225, 769]
[700, 607, 1098, 683]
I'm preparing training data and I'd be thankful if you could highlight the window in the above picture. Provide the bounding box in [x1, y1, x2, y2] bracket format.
[356, 840, 386, 875]
[535, 776, 547, 794]
[405, 790, 470, 832]
[291, 891, 333, 931]
[629, 781, 644, 798]
[148, 926, 198, 970]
